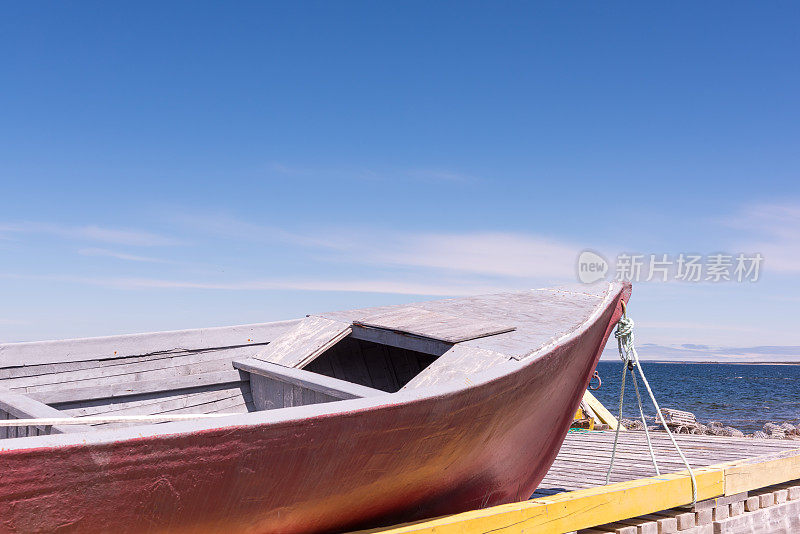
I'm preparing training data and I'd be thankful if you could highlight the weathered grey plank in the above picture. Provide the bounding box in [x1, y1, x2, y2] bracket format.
[252, 316, 351, 368]
[402, 344, 510, 390]
[59, 385, 250, 419]
[387, 344, 415, 386]
[313, 390, 338, 404]
[355, 307, 516, 343]
[0, 392, 92, 434]
[0, 319, 300, 367]
[287, 383, 298, 407]
[29, 370, 245, 405]
[535, 430, 800, 496]
[360, 340, 396, 392]
[300, 387, 315, 406]
[10, 355, 239, 394]
[92, 394, 251, 429]
[330, 340, 373, 387]
[1, 346, 257, 390]
[234, 358, 383, 401]
[349, 325, 453, 357]
[249, 375, 283, 411]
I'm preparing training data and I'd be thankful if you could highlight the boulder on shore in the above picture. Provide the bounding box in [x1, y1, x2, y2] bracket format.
[779, 422, 798, 435]
[620, 418, 644, 430]
[764, 422, 782, 433]
[725, 426, 745, 438]
[613, 412, 798, 440]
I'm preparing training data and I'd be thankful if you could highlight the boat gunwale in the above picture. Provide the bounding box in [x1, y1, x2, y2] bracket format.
[0, 319, 304, 368]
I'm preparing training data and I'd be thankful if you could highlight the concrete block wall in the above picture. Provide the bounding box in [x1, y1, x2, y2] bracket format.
[576, 479, 800, 534]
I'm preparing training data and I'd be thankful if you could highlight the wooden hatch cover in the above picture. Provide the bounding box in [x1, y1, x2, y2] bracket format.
[352, 307, 515, 344]
[252, 316, 351, 368]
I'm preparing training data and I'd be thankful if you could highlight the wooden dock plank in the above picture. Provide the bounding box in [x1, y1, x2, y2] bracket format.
[357, 431, 800, 534]
[537, 431, 799, 495]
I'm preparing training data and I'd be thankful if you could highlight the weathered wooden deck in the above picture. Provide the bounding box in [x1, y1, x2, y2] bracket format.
[534, 429, 800, 497]
[361, 430, 800, 533]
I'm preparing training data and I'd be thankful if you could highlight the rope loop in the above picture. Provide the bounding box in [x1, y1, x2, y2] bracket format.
[614, 313, 637, 368]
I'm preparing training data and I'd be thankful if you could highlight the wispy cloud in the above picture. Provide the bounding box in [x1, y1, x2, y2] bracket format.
[167, 211, 355, 250]
[0, 222, 180, 247]
[109, 277, 513, 296]
[169, 212, 581, 279]
[367, 232, 579, 278]
[78, 248, 172, 263]
[0, 272, 513, 296]
[728, 202, 800, 272]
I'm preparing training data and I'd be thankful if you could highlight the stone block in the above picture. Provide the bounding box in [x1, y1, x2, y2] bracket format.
[712, 499, 800, 533]
[675, 511, 695, 530]
[616, 519, 658, 534]
[712, 505, 729, 521]
[757, 492, 774, 508]
[694, 508, 712, 525]
[744, 496, 760, 512]
[638, 514, 677, 534]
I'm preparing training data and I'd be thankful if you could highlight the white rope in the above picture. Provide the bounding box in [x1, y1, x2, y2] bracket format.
[0, 413, 240, 427]
[630, 366, 660, 475]
[604, 364, 659, 481]
[606, 303, 698, 505]
[605, 363, 627, 484]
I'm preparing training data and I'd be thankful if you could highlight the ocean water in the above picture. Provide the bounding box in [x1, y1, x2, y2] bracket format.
[591, 361, 800, 434]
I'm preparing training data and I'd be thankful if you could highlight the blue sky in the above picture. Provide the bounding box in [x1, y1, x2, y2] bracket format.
[1, 3, 799, 360]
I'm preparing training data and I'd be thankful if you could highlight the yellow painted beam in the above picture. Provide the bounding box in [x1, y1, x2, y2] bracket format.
[355, 468, 723, 534]
[721, 448, 800, 496]
[583, 390, 622, 430]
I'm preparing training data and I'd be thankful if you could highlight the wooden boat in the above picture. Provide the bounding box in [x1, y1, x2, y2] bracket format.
[0, 281, 630, 534]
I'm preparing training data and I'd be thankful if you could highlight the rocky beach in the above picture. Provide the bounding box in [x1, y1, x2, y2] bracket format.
[620, 417, 800, 440]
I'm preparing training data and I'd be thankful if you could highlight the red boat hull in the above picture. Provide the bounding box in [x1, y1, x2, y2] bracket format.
[0, 289, 627, 533]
